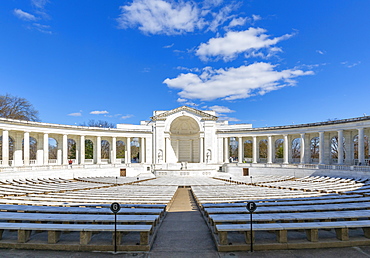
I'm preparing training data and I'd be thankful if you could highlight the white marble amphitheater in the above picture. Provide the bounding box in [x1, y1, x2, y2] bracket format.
[1, 106, 370, 253]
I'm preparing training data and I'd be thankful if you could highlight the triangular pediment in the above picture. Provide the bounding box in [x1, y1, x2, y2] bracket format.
[151, 106, 218, 121]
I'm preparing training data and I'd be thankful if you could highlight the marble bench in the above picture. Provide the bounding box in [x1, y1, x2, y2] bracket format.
[204, 202, 370, 215]
[202, 196, 370, 209]
[0, 222, 152, 245]
[216, 220, 370, 246]
[209, 210, 370, 229]
[0, 212, 160, 228]
[0, 204, 164, 216]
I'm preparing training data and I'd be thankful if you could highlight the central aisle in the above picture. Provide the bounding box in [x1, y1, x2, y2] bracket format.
[149, 187, 218, 257]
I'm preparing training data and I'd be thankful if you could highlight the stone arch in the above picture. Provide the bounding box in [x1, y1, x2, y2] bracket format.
[259, 139, 267, 160]
[275, 138, 284, 162]
[116, 140, 125, 160]
[330, 136, 346, 162]
[22, 136, 37, 161]
[48, 137, 58, 160]
[169, 116, 200, 163]
[164, 112, 202, 133]
[229, 137, 238, 161]
[68, 138, 76, 159]
[101, 140, 110, 160]
[291, 138, 301, 163]
[85, 139, 94, 159]
[130, 138, 140, 163]
[243, 140, 252, 162]
[310, 137, 319, 163]
[353, 134, 369, 162]
[29, 137, 37, 160]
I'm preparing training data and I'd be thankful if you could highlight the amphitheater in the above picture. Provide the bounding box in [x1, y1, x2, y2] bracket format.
[1, 106, 370, 255]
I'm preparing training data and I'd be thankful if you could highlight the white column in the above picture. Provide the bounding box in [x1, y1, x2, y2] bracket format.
[358, 128, 365, 165]
[224, 137, 229, 163]
[252, 136, 258, 163]
[304, 134, 311, 163]
[319, 132, 325, 164]
[43, 133, 49, 165]
[79, 135, 85, 164]
[176, 139, 179, 162]
[267, 135, 273, 164]
[190, 140, 193, 162]
[23, 132, 30, 166]
[13, 132, 23, 166]
[140, 137, 145, 163]
[337, 130, 344, 165]
[300, 133, 305, 164]
[126, 137, 131, 163]
[200, 137, 204, 163]
[57, 141, 62, 165]
[36, 134, 43, 165]
[238, 137, 243, 163]
[283, 134, 289, 164]
[62, 134, 68, 165]
[96, 136, 101, 164]
[111, 137, 116, 164]
[2, 130, 9, 166]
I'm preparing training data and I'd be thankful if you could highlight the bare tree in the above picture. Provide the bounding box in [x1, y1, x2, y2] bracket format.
[0, 94, 40, 121]
[331, 136, 339, 159]
[80, 120, 116, 129]
[68, 139, 76, 159]
[80, 120, 116, 159]
[292, 138, 301, 159]
[311, 137, 320, 160]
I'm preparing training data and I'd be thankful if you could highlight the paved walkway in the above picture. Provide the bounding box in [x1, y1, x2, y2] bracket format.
[148, 187, 218, 257]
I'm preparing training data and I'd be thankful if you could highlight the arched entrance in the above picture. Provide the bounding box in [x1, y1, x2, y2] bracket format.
[170, 116, 200, 163]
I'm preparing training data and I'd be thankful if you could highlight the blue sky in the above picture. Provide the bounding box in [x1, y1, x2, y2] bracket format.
[1, 0, 369, 128]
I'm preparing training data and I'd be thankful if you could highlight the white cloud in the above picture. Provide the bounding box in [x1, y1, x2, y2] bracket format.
[68, 112, 82, 117]
[176, 66, 200, 72]
[32, 23, 52, 34]
[121, 114, 134, 119]
[221, 116, 240, 122]
[14, 1, 51, 33]
[209, 105, 235, 114]
[207, 3, 237, 32]
[164, 62, 314, 101]
[117, 0, 245, 35]
[341, 61, 361, 68]
[207, 105, 240, 121]
[163, 43, 174, 48]
[176, 98, 198, 106]
[225, 17, 248, 30]
[252, 14, 261, 22]
[32, 0, 48, 9]
[117, 0, 204, 35]
[90, 110, 109, 115]
[13, 9, 38, 21]
[316, 50, 325, 55]
[196, 27, 293, 62]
